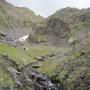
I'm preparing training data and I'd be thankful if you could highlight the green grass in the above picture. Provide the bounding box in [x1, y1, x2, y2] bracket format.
[82, 23, 90, 28]
[0, 43, 63, 67]
[0, 43, 34, 67]
[0, 66, 14, 88]
[34, 46, 69, 76]
[0, 42, 89, 89]
[76, 22, 90, 30]
[37, 58, 60, 76]
[26, 45, 61, 59]
[38, 53, 89, 89]
[34, 42, 90, 89]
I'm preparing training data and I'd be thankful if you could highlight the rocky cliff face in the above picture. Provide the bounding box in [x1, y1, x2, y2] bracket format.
[28, 17, 71, 46]
[28, 7, 90, 46]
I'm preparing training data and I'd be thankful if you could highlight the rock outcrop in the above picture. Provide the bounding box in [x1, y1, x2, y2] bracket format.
[28, 17, 71, 46]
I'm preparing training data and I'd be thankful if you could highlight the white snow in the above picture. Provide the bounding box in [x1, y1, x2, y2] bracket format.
[18, 35, 29, 42]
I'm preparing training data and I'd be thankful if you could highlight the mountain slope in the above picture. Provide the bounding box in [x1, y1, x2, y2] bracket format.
[0, 2, 90, 90]
[0, 0, 44, 39]
[27, 7, 90, 46]
[27, 17, 71, 46]
[48, 7, 90, 24]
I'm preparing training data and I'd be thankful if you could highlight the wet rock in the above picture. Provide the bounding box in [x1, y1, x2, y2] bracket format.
[19, 65, 60, 90]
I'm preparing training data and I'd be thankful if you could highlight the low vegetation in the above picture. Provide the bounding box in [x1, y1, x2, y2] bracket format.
[35, 42, 90, 89]
[0, 66, 14, 89]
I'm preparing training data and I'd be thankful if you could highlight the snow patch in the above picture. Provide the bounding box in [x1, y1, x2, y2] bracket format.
[18, 35, 29, 42]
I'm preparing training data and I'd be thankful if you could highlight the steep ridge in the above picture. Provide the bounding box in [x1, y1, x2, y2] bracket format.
[0, 0, 44, 39]
[48, 7, 90, 24]
[27, 7, 90, 46]
[47, 7, 90, 44]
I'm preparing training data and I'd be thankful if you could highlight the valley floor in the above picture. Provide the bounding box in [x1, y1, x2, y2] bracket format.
[0, 42, 90, 90]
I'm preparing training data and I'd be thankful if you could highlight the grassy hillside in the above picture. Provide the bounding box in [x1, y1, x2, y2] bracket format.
[34, 42, 90, 90]
[0, 43, 62, 67]
[0, 42, 65, 89]
[0, 41, 90, 89]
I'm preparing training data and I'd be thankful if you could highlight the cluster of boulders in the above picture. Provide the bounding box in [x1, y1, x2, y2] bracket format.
[0, 33, 26, 47]
[0, 33, 16, 46]
[20, 65, 60, 90]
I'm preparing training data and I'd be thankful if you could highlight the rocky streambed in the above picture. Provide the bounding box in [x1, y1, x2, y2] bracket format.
[0, 53, 63, 90]
[19, 54, 63, 90]
[19, 65, 62, 90]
